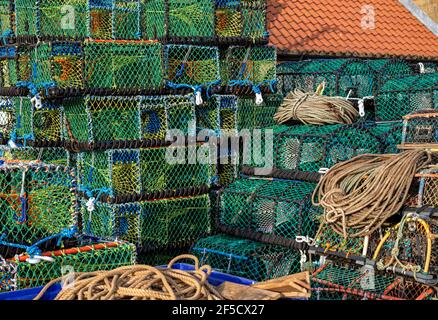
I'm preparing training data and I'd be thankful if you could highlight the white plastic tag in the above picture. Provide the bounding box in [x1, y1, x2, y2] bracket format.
[8, 139, 18, 149]
[31, 95, 42, 110]
[358, 99, 366, 117]
[195, 91, 203, 106]
[318, 168, 329, 174]
[86, 197, 96, 212]
[26, 257, 41, 264]
[255, 92, 264, 105]
[34, 255, 55, 263]
[418, 63, 425, 74]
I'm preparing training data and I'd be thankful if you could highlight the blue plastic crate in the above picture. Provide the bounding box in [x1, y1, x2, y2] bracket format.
[0, 263, 255, 300]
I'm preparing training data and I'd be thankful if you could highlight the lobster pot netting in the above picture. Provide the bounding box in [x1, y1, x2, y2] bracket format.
[82, 195, 211, 249]
[0, 96, 63, 145]
[196, 95, 237, 137]
[375, 73, 438, 121]
[0, 163, 77, 259]
[218, 178, 321, 242]
[0, 238, 136, 292]
[215, 0, 267, 41]
[249, 124, 383, 175]
[237, 93, 280, 130]
[0, 0, 13, 36]
[368, 121, 403, 154]
[0, 42, 84, 90]
[277, 59, 413, 98]
[372, 213, 438, 276]
[77, 145, 212, 199]
[191, 234, 302, 281]
[164, 44, 220, 90]
[221, 45, 276, 90]
[1, 147, 71, 167]
[63, 95, 195, 145]
[400, 110, 438, 147]
[312, 262, 434, 300]
[84, 40, 163, 91]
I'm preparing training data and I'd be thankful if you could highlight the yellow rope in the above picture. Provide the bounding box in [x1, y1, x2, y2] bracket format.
[274, 89, 358, 125]
[34, 255, 224, 301]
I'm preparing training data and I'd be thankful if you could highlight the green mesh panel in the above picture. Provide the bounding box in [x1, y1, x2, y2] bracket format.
[250, 124, 383, 175]
[15, 0, 88, 38]
[0, 96, 15, 143]
[89, 0, 142, 40]
[141, 0, 165, 39]
[237, 93, 280, 130]
[0, 163, 76, 259]
[84, 40, 163, 90]
[312, 261, 433, 300]
[136, 246, 192, 266]
[192, 234, 302, 281]
[164, 45, 220, 88]
[219, 178, 321, 241]
[197, 95, 237, 137]
[167, 0, 215, 38]
[221, 46, 276, 89]
[214, 154, 239, 187]
[4, 147, 71, 167]
[82, 195, 210, 249]
[215, 0, 267, 41]
[375, 73, 438, 121]
[401, 110, 438, 146]
[368, 121, 403, 154]
[78, 145, 212, 199]
[277, 59, 414, 98]
[0, 0, 13, 35]
[0, 238, 136, 292]
[162, 95, 197, 137]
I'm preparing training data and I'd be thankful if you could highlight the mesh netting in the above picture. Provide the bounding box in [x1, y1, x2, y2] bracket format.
[214, 154, 239, 187]
[277, 59, 414, 98]
[196, 95, 237, 137]
[84, 40, 163, 91]
[218, 177, 321, 242]
[236, 93, 280, 130]
[400, 110, 438, 147]
[407, 166, 438, 208]
[77, 145, 212, 199]
[1, 146, 71, 167]
[249, 124, 384, 175]
[63, 95, 195, 145]
[0, 0, 13, 36]
[221, 45, 276, 91]
[375, 73, 438, 121]
[312, 261, 434, 300]
[0, 238, 136, 292]
[372, 214, 438, 276]
[0, 96, 63, 145]
[164, 44, 220, 91]
[0, 162, 77, 259]
[192, 234, 302, 281]
[82, 194, 211, 250]
[215, 0, 267, 41]
[369, 121, 403, 154]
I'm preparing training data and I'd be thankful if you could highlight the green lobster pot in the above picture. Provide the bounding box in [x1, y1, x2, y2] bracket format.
[197, 95, 237, 137]
[237, 93, 281, 130]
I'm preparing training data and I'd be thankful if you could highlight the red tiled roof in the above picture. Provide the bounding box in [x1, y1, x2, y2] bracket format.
[267, 0, 438, 60]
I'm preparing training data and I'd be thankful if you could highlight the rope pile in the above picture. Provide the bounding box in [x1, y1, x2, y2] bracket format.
[312, 150, 432, 239]
[34, 255, 224, 300]
[274, 89, 358, 125]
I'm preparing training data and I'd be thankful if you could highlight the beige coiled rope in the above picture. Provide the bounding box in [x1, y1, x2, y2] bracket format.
[274, 89, 359, 125]
[34, 255, 224, 300]
[312, 150, 432, 239]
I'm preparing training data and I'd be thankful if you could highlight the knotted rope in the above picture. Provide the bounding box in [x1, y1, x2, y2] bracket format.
[312, 150, 432, 239]
[34, 255, 224, 300]
[274, 89, 358, 125]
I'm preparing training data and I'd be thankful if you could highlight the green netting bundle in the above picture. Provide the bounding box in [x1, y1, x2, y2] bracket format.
[0, 162, 77, 259]
[0, 42, 84, 90]
[63, 95, 196, 145]
[218, 177, 321, 242]
[0, 238, 136, 292]
[368, 121, 403, 154]
[0, 0, 13, 36]
[312, 261, 434, 300]
[84, 40, 163, 91]
[237, 93, 281, 130]
[277, 59, 414, 98]
[249, 123, 384, 176]
[77, 144, 213, 199]
[376, 73, 438, 121]
[196, 95, 237, 137]
[164, 44, 220, 91]
[82, 194, 211, 250]
[221, 45, 276, 91]
[400, 110, 438, 146]
[1, 147, 71, 167]
[192, 234, 302, 281]
[0, 96, 63, 145]
[215, 0, 267, 41]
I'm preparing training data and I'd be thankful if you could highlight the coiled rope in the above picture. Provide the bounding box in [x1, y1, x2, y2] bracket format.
[34, 255, 224, 300]
[274, 89, 358, 125]
[312, 150, 432, 239]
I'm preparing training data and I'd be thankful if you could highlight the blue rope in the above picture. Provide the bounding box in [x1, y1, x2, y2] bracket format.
[167, 81, 202, 95]
[0, 30, 13, 45]
[205, 80, 221, 100]
[16, 81, 39, 96]
[12, 195, 28, 224]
